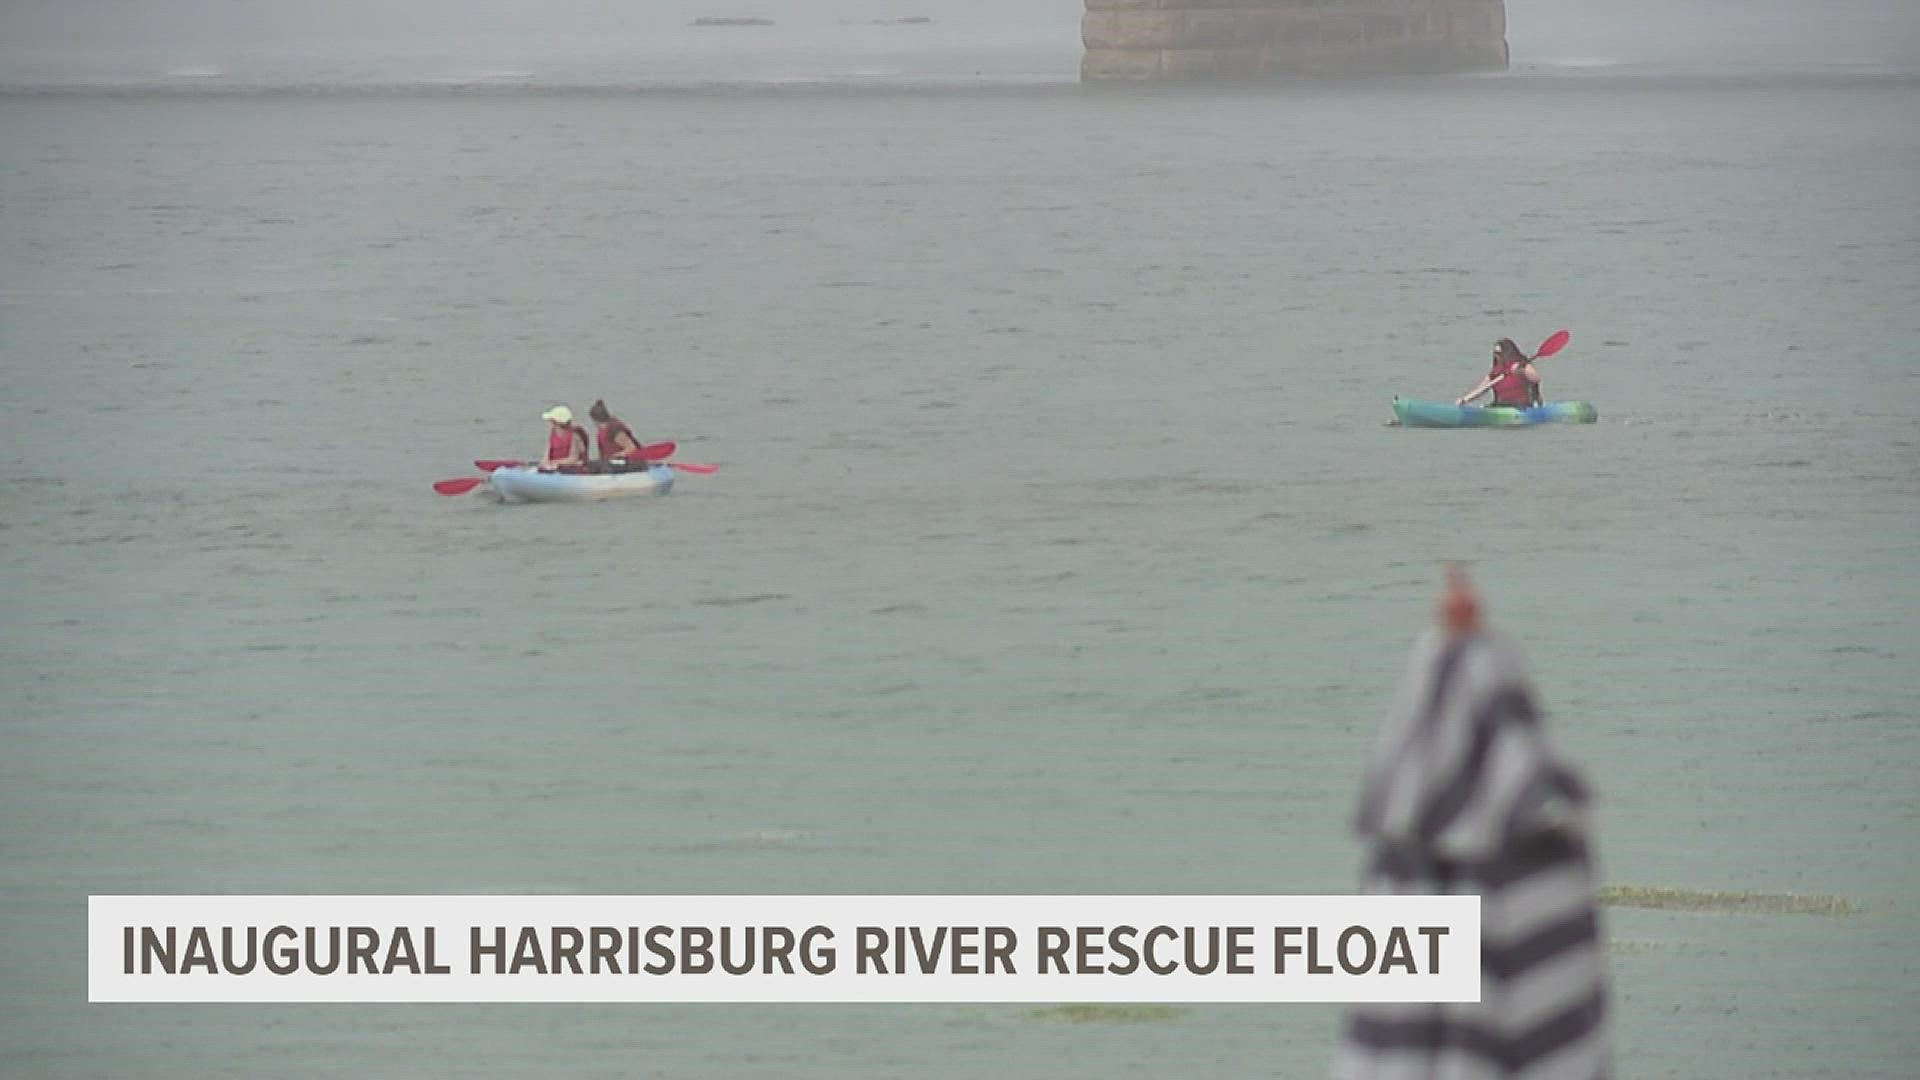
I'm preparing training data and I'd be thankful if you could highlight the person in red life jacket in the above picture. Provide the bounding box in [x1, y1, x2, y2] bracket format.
[588, 399, 650, 471]
[538, 405, 591, 471]
[1459, 338, 1542, 408]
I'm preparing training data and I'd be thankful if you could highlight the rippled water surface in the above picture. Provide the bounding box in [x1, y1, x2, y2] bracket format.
[2, 73, 1917, 1077]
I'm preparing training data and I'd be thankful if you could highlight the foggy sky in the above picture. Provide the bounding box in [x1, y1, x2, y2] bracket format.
[2, 1, 1916, 78]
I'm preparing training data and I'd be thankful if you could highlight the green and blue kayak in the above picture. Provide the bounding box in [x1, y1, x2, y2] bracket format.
[1392, 397, 1598, 428]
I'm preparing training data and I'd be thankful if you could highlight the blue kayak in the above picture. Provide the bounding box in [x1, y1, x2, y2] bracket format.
[487, 464, 675, 503]
[1392, 397, 1598, 428]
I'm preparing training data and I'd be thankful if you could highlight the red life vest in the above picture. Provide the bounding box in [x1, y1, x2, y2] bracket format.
[548, 424, 585, 460]
[1488, 362, 1535, 407]
[597, 420, 640, 460]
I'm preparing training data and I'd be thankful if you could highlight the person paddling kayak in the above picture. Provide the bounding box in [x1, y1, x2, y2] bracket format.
[1458, 338, 1542, 408]
[538, 405, 591, 471]
[588, 399, 650, 471]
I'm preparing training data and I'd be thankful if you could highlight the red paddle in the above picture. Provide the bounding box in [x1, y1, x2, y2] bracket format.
[474, 442, 675, 472]
[432, 461, 716, 494]
[432, 476, 488, 496]
[1534, 329, 1571, 359]
[436, 444, 705, 495]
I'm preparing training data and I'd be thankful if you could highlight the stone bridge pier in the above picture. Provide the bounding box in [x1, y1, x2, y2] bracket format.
[1082, 0, 1509, 80]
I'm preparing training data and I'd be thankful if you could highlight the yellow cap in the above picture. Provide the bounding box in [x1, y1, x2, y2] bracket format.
[541, 405, 573, 425]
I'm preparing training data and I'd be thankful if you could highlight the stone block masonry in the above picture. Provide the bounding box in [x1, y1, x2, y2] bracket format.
[1082, 0, 1508, 80]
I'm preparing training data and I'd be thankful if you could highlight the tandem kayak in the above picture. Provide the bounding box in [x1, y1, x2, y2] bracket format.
[487, 464, 675, 503]
[1392, 397, 1598, 428]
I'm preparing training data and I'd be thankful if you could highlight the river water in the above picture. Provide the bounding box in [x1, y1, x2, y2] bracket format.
[2, 69, 1917, 1077]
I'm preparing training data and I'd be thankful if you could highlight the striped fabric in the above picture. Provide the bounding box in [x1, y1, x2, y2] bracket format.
[1337, 627, 1609, 1080]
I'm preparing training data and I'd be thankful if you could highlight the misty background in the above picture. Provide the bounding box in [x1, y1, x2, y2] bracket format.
[2, 0, 1917, 86]
[4, 0, 1919, 1077]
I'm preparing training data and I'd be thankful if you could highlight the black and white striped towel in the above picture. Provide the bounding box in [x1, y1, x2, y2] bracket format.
[1337, 627, 1610, 1080]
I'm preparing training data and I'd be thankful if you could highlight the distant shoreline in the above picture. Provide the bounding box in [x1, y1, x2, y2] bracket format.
[3, 68, 1915, 101]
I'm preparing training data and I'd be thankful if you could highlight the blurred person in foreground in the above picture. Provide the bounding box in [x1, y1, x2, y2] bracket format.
[1337, 567, 1609, 1079]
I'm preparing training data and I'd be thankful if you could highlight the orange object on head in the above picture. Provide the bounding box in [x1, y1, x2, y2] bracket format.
[1440, 564, 1481, 635]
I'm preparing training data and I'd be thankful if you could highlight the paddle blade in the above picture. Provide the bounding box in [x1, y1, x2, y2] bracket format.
[481, 443, 674, 471]
[1534, 330, 1571, 359]
[433, 476, 487, 496]
[666, 461, 719, 475]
